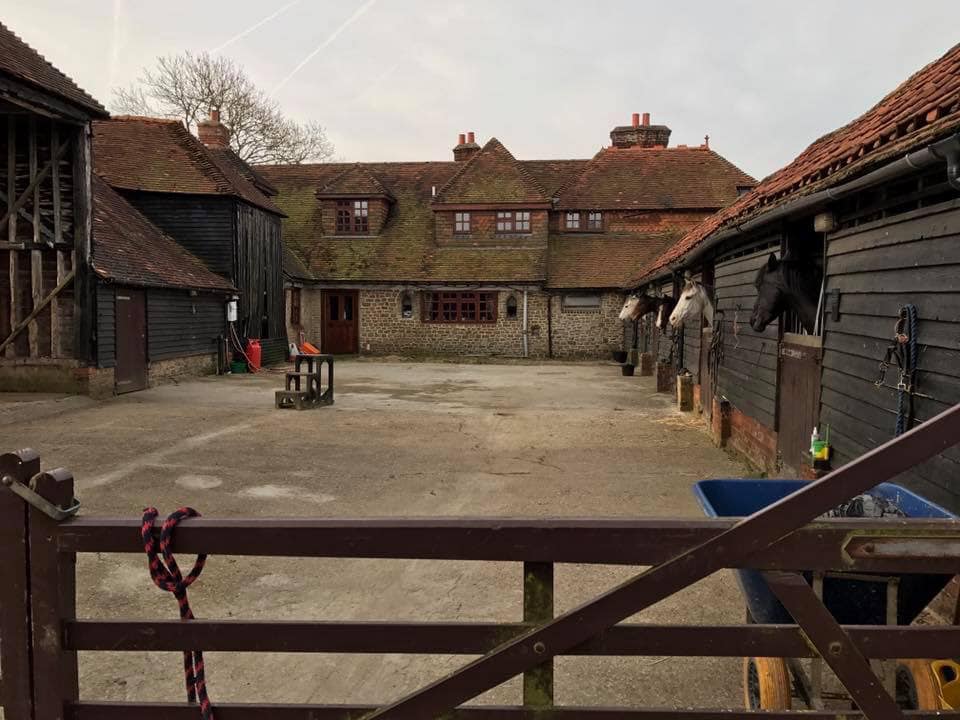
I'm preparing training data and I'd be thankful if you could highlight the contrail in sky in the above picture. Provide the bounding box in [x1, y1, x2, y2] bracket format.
[211, 0, 302, 54]
[273, 0, 377, 94]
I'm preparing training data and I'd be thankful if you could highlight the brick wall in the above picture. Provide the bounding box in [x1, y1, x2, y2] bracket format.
[148, 353, 218, 387]
[728, 405, 779, 474]
[435, 210, 549, 245]
[548, 292, 624, 358]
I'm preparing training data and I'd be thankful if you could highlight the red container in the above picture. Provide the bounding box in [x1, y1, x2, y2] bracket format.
[245, 339, 262, 371]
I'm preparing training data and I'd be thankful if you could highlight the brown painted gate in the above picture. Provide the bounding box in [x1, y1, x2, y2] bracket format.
[777, 333, 823, 472]
[114, 289, 147, 394]
[322, 290, 358, 354]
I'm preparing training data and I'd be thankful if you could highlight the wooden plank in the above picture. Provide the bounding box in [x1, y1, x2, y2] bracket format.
[836, 292, 960, 323]
[0, 187, 55, 243]
[71, 126, 93, 362]
[828, 198, 960, 250]
[29, 116, 38, 246]
[0, 268, 75, 354]
[828, 234, 960, 276]
[825, 329, 960, 380]
[828, 312, 960, 351]
[51, 249, 66, 357]
[51, 122, 62, 244]
[6, 249, 18, 357]
[0, 140, 70, 239]
[29, 249, 41, 356]
[7, 116, 15, 245]
[28, 119, 39, 356]
[828, 266, 960, 294]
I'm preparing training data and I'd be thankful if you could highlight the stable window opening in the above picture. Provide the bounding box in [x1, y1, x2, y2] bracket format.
[401, 292, 414, 318]
[289, 288, 302, 325]
[506, 295, 518, 319]
[562, 294, 602, 312]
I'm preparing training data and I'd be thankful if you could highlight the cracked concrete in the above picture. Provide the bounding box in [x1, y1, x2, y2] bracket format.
[0, 360, 751, 711]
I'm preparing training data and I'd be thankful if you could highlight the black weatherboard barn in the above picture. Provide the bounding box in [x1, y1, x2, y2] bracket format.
[93, 113, 287, 367]
[627, 43, 960, 513]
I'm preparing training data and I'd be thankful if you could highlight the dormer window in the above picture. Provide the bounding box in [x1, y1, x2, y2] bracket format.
[587, 211, 603, 230]
[565, 212, 580, 230]
[497, 210, 531, 234]
[336, 199, 369, 234]
[455, 211, 471, 233]
[564, 211, 604, 232]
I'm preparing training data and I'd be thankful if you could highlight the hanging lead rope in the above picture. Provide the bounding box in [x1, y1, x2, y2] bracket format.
[708, 309, 725, 379]
[875, 304, 919, 436]
[142, 507, 215, 720]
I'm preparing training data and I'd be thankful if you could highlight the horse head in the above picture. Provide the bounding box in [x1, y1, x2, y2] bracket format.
[655, 296, 676, 331]
[619, 293, 658, 322]
[751, 253, 821, 333]
[669, 279, 714, 329]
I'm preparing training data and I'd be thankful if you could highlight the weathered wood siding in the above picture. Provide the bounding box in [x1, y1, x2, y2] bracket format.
[821, 198, 960, 512]
[714, 238, 781, 430]
[681, 272, 703, 380]
[96, 283, 116, 368]
[236, 202, 284, 341]
[122, 192, 235, 278]
[147, 290, 225, 360]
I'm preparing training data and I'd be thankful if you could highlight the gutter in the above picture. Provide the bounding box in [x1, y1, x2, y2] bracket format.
[640, 130, 960, 287]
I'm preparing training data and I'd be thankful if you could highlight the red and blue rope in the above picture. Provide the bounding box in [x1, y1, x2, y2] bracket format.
[141, 506, 214, 719]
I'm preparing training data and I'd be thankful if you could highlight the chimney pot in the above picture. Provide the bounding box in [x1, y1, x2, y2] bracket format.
[631, 113, 640, 128]
[642, 112, 650, 126]
[211, 109, 220, 123]
[458, 133, 466, 145]
[467, 131, 475, 144]
[197, 108, 231, 149]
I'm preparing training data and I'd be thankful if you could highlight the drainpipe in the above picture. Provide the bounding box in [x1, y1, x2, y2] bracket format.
[522, 289, 529, 358]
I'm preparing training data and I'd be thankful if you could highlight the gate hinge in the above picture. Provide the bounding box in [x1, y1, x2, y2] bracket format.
[1, 473, 81, 521]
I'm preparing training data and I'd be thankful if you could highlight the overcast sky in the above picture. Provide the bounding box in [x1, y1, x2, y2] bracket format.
[4, 1, 959, 178]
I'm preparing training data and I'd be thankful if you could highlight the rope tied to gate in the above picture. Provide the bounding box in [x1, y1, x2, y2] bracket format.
[141, 507, 215, 720]
[875, 304, 919, 436]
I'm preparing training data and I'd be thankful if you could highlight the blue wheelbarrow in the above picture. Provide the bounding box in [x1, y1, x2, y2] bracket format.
[694, 478, 955, 710]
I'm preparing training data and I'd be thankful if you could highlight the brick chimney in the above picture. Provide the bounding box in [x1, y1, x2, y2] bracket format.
[610, 112, 671, 149]
[453, 131, 480, 161]
[197, 109, 231, 149]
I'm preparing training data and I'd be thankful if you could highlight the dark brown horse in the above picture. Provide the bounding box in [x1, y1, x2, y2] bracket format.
[751, 253, 822, 333]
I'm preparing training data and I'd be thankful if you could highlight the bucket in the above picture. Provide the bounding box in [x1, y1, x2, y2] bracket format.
[621, 364, 636, 377]
[933, 660, 960, 709]
[612, 350, 628, 363]
[230, 360, 247, 374]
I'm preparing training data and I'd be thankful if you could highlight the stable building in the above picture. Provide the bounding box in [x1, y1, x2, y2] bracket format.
[627, 43, 960, 512]
[260, 115, 754, 358]
[93, 114, 288, 365]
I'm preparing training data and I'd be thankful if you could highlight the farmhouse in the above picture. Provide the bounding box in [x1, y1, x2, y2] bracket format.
[259, 116, 754, 357]
[627, 43, 960, 513]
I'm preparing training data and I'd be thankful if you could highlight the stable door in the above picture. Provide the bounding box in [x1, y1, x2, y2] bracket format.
[322, 290, 359, 354]
[115, 289, 148, 394]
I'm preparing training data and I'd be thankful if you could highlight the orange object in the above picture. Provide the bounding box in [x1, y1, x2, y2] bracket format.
[245, 339, 262, 371]
[300, 341, 321, 355]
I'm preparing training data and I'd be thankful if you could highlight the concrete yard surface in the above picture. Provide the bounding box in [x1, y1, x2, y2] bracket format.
[0, 361, 751, 710]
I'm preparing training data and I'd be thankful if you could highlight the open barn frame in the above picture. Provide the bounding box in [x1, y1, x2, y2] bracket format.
[0, 70, 101, 385]
[2, 404, 960, 719]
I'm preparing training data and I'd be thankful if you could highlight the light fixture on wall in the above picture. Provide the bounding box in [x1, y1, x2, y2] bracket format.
[813, 211, 837, 233]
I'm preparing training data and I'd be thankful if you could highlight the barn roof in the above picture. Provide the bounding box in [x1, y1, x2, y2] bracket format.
[433, 138, 551, 205]
[0, 21, 107, 117]
[91, 175, 234, 292]
[548, 232, 682, 289]
[626, 42, 960, 288]
[93, 117, 284, 215]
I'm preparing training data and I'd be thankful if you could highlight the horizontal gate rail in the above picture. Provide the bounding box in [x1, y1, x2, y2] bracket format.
[55, 516, 960, 573]
[66, 704, 960, 719]
[65, 619, 960, 658]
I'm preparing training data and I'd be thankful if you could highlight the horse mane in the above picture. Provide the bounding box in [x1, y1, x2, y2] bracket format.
[755, 258, 821, 295]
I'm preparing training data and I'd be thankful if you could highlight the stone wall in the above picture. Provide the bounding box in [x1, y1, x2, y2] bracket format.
[548, 292, 624, 358]
[148, 353, 218, 387]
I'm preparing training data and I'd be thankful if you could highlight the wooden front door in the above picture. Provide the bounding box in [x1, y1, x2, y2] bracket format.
[322, 290, 358, 354]
[115, 289, 148, 394]
[777, 334, 822, 473]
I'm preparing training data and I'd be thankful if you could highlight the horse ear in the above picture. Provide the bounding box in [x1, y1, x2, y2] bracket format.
[766, 253, 779, 270]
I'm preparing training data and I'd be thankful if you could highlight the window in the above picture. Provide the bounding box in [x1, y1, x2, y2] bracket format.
[505, 294, 518, 319]
[587, 211, 603, 231]
[562, 294, 602, 312]
[564, 211, 602, 232]
[335, 199, 369, 234]
[401, 292, 414, 318]
[454, 211, 471, 233]
[496, 211, 532, 233]
[565, 212, 580, 230]
[289, 288, 301, 325]
[423, 291, 497, 323]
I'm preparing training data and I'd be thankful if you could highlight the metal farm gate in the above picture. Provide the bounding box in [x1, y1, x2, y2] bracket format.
[3, 407, 960, 719]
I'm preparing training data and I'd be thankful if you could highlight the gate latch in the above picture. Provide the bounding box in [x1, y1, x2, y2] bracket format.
[1, 473, 81, 521]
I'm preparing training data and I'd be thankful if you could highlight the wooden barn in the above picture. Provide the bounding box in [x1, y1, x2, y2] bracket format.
[93, 113, 288, 366]
[627, 43, 960, 512]
[0, 21, 108, 392]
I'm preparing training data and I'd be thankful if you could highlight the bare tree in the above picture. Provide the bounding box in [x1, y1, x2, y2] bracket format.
[113, 52, 334, 164]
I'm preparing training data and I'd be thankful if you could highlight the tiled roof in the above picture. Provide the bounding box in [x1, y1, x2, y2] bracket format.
[0, 21, 107, 117]
[434, 138, 550, 205]
[548, 232, 682, 289]
[93, 117, 284, 215]
[206, 147, 278, 196]
[556, 145, 755, 210]
[627, 42, 960, 287]
[319, 164, 394, 198]
[522, 159, 589, 196]
[258, 161, 547, 283]
[91, 175, 234, 292]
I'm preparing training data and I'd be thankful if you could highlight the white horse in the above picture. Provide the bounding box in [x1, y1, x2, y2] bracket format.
[669, 278, 715, 330]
